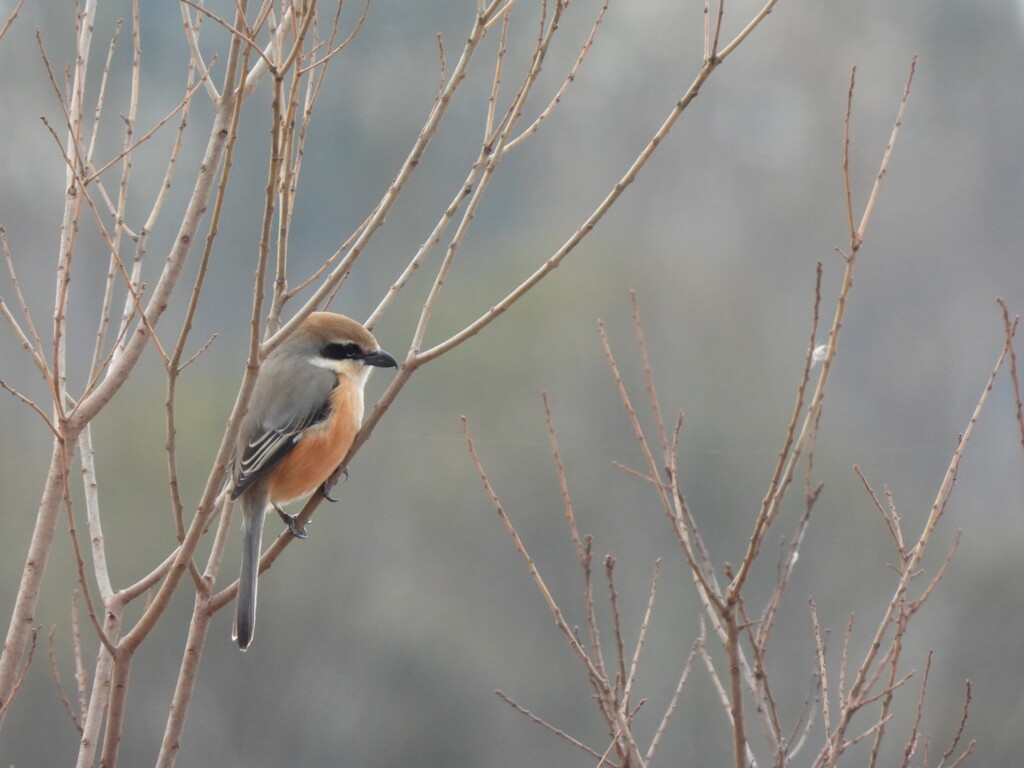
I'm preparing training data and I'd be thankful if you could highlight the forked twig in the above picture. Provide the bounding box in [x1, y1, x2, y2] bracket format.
[996, 299, 1024, 452]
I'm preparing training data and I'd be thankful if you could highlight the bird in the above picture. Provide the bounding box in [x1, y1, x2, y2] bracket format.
[230, 312, 398, 650]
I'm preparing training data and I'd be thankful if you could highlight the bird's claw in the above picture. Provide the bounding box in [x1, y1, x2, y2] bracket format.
[321, 468, 348, 502]
[275, 505, 309, 539]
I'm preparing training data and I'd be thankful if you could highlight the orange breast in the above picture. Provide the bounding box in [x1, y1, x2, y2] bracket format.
[265, 377, 363, 504]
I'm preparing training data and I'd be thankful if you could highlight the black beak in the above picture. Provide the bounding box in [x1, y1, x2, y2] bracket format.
[364, 349, 398, 368]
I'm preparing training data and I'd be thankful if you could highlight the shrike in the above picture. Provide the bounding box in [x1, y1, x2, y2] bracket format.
[230, 312, 397, 650]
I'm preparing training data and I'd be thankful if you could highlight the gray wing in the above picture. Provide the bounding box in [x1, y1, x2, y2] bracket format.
[230, 363, 337, 500]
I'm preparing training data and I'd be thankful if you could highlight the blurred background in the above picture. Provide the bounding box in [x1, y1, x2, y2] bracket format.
[0, 1, 1022, 765]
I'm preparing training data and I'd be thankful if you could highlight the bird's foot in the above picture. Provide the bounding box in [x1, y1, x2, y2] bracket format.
[321, 468, 348, 502]
[275, 505, 309, 539]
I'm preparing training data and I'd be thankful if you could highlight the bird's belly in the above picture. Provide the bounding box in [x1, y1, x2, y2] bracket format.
[266, 382, 363, 504]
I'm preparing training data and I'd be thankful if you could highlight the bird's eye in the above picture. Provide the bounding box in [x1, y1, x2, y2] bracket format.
[321, 342, 362, 360]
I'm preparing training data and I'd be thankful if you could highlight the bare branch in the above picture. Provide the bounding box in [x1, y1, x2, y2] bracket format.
[898, 651, 933, 768]
[180, 2, 220, 102]
[505, 0, 611, 150]
[300, 0, 371, 73]
[809, 599, 832, 749]
[938, 681, 974, 768]
[856, 57, 916, 244]
[47, 625, 83, 733]
[645, 625, 702, 764]
[1, 227, 51, 381]
[494, 690, 612, 765]
[0, 0, 26, 42]
[462, 416, 607, 686]
[0, 626, 38, 722]
[996, 299, 1024, 453]
[83, 74, 209, 185]
[0, 380, 58, 435]
[624, 559, 660, 702]
[77, 424, 114, 602]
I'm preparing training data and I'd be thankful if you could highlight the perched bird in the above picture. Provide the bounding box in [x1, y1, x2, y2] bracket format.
[230, 312, 397, 650]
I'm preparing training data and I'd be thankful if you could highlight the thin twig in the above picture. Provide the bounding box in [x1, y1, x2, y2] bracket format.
[645, 625, 702, 764]
[727, 58, 918, 610]
[494, 690, 612, 765]
[937, 681, 973, 768]
[1, 227, 51, 380]
[0, 626, 38, 721]
[300, 0, 371, 73]
[899, 651, 933, 768]
[624, 559, 660, 702]
[630, 291, 670, 470]
[84, 75, 210, 185]
[809, 599, 832, 749]
[462, 416, 607, 686]
[856, 57, 916, 244]
[47, 625, 83, 733]
[505, 0, 611, 150]
[0, 0, 26, 41]
[996, 299, 1024, 453]
[180, 3, 220, 102]
[605, 555, 628, 700]
[0, 380, 58, 435]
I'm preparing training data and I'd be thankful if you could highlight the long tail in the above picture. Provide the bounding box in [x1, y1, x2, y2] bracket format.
[233, 495, 265, 651]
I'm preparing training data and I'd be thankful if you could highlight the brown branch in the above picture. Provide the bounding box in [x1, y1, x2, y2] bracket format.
[854, 467, 904, 552]
[727, 57, 917, 610]
[299, 0, 371, 73]
[842, 67, 858, 251]
[846, 326, 1009, 713]
[70, 591, 88, 727]
[264, 3, 501, 357]
[180, 2, 220, 102]
[83, 74, 210, 186]
[1, 228, 50, 381]
[494, 690, 612, 765]
[898, 651, 933, 768]
[938, 681, 974, 768]
[756, 261, 824, 650]
[996, 299, 1024, 453]
[599, 319, 723, 616]
[624, 559, 660, 702]
[0, 0, 26, 42]
[542, 393, 586, 561]
[461, 416, 608, 688]
[58, 441, 116, 657]
[179, 0, 275, 72]
[0, 626, 38, 721]
[154, 491, 234, 768]
[0, 380, 58, 436]
[605, 556, 628, 700]
[505, 0, 611, 150]
[630, 291, 671, 471]
[707, 0, 725, 62]
[418, 52, 728, 362]
[47, 625, 82, 733]
[786, 675, 822, 763]
[809, 599, 832, 754]
[645, 625, 702, 764]
[856, 57, 916, 244]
